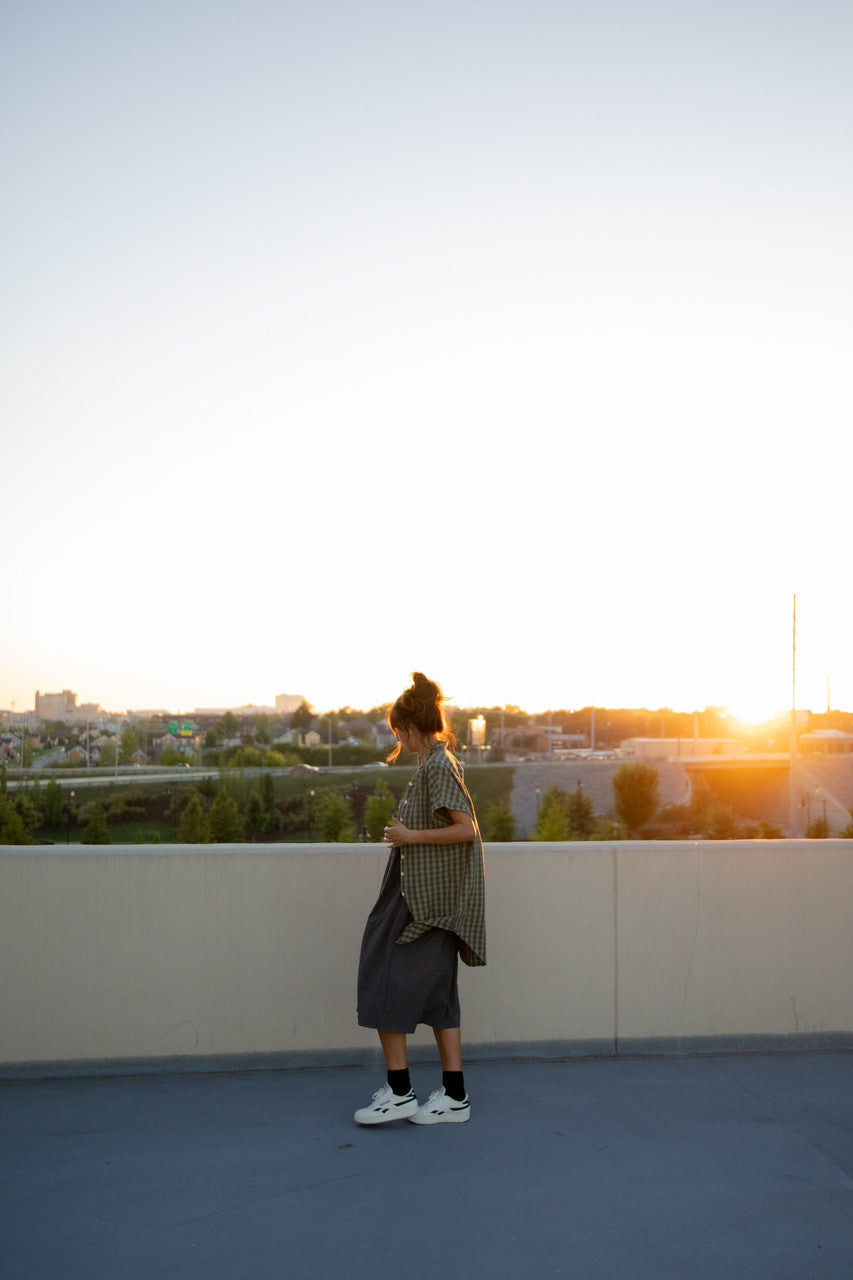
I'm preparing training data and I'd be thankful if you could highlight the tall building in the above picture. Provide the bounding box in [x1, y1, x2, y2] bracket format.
[35, 689, 78, 720]
[34, 690, 101, 723]
[275, 693, 308, 714]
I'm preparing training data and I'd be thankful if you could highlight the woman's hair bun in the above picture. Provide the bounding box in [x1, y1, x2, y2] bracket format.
[386, 672, 456, 759]
[410, 672, 441, 704]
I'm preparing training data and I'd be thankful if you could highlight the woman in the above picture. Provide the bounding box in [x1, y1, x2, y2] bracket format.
[354, 673, 486, 1126]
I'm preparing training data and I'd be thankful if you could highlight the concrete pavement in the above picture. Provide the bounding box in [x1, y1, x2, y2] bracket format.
[3, 1052, 852, 1279]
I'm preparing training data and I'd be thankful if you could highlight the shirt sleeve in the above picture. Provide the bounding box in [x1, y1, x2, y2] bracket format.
[427, 752, 472, 821]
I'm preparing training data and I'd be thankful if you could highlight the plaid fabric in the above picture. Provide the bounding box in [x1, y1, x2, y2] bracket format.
[394, 742, 486, 967]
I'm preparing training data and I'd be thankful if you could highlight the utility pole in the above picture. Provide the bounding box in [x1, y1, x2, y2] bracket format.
[789, 594, 797, 837]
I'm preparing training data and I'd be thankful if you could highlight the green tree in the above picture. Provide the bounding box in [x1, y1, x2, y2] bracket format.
[535, 784, 595, 840]
[119, 725, 140, 763]
[44, 777, 65, 827]
[536, 803, 570, 840]
[29, 776, 44, 827]
[178, 793, 210, 843]
[11, 793, 39, 838]
[316, 791, 356, 842]
[259, 773, 278, 831]
[253, 714, 273, 746]
[244, 792, 266, 841]
[245, 779, 276, 840]
[364, 781, 396, 840]
[82, 803, 112, 844]
[568, 784, 595, 838]
[208, 789, 244, 842]
[1, 805, 32, 844]
[289, 701, 314, 733]
[483, 796, 516, 841]
[98, 739, 118, 768]
[535, 786, 571, 839]
[613, 763, 660, 835]
[218, 711, 240, 741]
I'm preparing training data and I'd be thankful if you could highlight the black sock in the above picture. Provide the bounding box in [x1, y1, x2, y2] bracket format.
[387, 1067, 411, 1096]
[443, 1070, 466, 1102]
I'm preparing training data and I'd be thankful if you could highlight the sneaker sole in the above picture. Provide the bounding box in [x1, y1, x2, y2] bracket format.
[409, 1106, 470, 1125]
[354, 1100, 419, 1125]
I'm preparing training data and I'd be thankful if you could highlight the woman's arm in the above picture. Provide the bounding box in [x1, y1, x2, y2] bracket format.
[384, 808, 475, 847]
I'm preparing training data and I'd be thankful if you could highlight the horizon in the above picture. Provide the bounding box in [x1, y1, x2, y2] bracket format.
[4, 686, 846, 728]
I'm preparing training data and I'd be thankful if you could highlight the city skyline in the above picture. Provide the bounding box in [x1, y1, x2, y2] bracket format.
[2, 656, 846, 724]
[4, 2, 851, 725]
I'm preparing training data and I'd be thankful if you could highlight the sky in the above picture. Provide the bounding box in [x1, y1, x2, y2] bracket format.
[3, 0, 851, 722]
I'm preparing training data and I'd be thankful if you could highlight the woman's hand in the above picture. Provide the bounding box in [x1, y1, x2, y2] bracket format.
[383, 810, 475, 847]
[384, 819, 410, 846]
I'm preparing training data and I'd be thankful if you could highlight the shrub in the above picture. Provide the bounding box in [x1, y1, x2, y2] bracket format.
[705, 804, 742, 840]
[82, 803, 111, 845]
[483, 797, 516, 841]
[364, 782, 396, 840]
[613, 763, 660, 835]
[315, 791, 356, 842]
[178, 793, 210, 843]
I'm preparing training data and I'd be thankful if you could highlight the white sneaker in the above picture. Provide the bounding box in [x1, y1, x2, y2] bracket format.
[354, 1084, 419, 1125]
[409, 1086, 470, 1125]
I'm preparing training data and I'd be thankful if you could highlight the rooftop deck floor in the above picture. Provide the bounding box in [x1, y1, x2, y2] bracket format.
[3, 1052, 853, 1279]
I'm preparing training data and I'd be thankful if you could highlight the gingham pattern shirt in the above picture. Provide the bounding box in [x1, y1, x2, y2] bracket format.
[395, 742, 486, 967]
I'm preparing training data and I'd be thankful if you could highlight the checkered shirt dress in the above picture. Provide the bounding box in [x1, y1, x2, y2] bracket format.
[357, 742, 486, 1035]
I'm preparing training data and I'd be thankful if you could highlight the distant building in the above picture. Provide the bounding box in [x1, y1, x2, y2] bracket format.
[193, 705, 278, 719]
[621, 737, 746, 761]
[34, 690, 102, 723]
[799, 729, 853, 755]
[502, 727, 552, 757]
[275, 693, 308, 715]
[35, 689, 78, 720]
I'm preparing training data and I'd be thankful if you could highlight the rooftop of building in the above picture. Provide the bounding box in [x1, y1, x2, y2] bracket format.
[4, 1049, 852, 1280]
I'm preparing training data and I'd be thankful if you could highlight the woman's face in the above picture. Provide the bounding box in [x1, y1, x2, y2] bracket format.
[393, 724, 418, 756]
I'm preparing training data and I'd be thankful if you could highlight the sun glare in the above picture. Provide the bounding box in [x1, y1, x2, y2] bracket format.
[725, 700, 788, 728]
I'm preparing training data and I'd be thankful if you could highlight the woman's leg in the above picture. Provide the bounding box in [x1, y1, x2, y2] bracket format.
[433, 1026, 462, 1072]
[354, 1030, 417, 1123]
[408, 1026, 469, 1121]
[378, 1029, 408, 1070]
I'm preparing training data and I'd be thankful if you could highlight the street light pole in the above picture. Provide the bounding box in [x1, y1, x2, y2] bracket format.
[789, 593, 797, 837]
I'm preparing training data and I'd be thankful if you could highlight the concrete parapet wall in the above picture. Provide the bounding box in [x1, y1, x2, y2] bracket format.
[1, 841, 851, 1075]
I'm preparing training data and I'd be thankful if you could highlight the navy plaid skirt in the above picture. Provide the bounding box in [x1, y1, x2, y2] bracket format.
[357, 849, 460, 1034]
